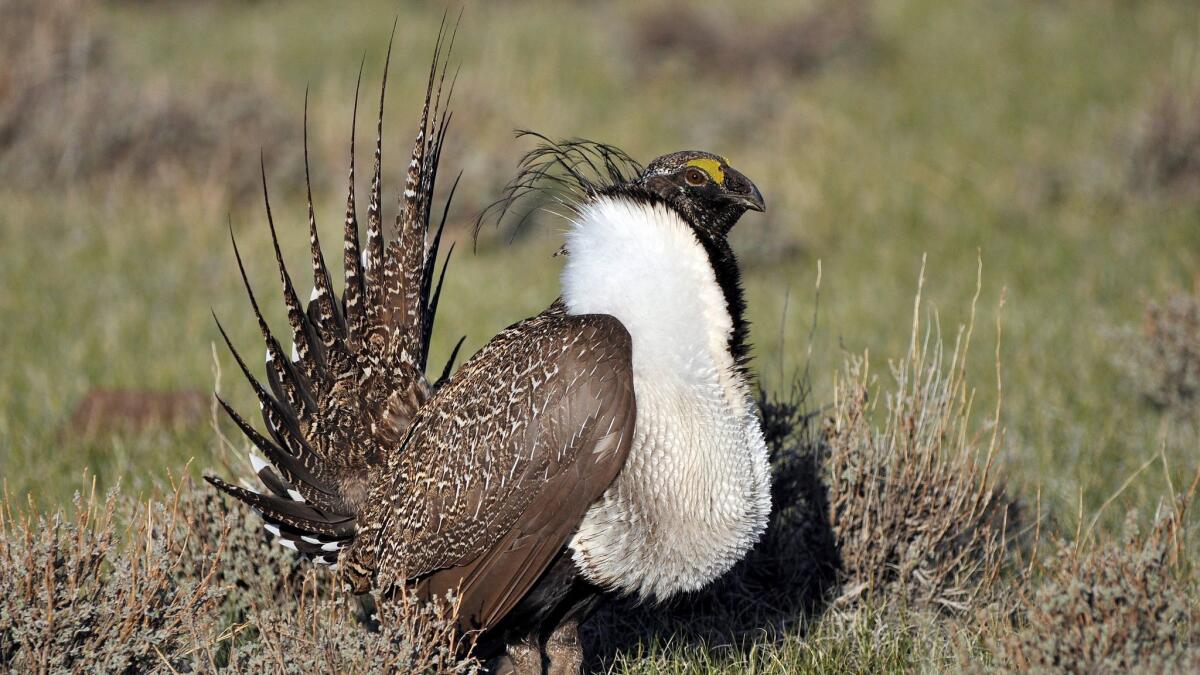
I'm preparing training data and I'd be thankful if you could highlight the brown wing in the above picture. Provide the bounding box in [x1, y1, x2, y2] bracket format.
[346, 304, 636, 631]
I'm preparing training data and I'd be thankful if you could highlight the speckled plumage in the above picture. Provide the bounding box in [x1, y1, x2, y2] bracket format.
[206, 26, 771, 671]
[206, 25, 462, 586]
[355, 304, 636, 630]
[204, 28, 641, 637]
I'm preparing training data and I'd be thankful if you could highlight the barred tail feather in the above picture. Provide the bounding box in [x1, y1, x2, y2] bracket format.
[303, 90, 346, 350]
[421, 171, 462, 371]
[205, 476, 354, 539]
[212, 317, 335, 492]
[215, 395, 337, 503]
[383, 21, 459, 376]
[342, 58, 367, 344]
[226, 226, 314, 421]
[363, 23, 395, 326]
[208, 23, 466, 576]
[261, 157, 325, 386]
[436, 335, 466, 389]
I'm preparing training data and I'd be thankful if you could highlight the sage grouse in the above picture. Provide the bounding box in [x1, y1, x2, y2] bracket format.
[206, 31, 770, 674]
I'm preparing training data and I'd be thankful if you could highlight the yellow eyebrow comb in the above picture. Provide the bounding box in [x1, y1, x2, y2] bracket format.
[685, 158, 725, 183]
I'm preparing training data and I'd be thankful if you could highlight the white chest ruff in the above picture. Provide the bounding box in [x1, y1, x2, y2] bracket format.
[560, 196, 771, 599]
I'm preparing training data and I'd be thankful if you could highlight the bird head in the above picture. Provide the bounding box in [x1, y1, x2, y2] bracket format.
[638, 151, 765, 236]
[477, 136, 766, 243]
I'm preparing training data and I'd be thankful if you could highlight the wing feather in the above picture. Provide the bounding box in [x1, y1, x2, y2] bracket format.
[349, 307, 636, 632]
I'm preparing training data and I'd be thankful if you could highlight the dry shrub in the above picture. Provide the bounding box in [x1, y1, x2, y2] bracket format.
[0, 0, 301, 198]
[634, 0, 873, 78]
[1126, 285, 1200, 417]
[826, 284, 1015, 613]
[0, 481, 226, 671]
[0, 475, 479, 672]
[172, 481, 311, 622]
[1132, 87, 1200, 196]
[221, 587, 475, 673]
[994, 477, 1200, 673]
[174, 483, 479, 672]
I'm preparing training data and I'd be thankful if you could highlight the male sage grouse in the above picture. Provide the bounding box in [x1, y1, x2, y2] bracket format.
[206, 27, 770, 675]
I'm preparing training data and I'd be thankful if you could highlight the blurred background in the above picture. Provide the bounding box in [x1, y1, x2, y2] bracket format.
[1, 0, 1197, 538]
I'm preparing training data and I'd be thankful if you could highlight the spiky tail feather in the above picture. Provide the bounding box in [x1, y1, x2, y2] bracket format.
[206, 18, 464, 574]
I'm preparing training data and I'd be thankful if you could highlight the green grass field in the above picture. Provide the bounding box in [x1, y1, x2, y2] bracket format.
[3, 0, 1199, 671]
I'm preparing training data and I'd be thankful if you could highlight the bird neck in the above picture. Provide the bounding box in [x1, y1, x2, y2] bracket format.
[560, 195, 746, 382]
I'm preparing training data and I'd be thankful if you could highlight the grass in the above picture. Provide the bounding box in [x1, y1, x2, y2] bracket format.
[2, 0, 1200, 671]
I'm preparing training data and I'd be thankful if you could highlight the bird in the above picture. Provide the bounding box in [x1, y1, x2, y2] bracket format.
[205, 25, 771, 675]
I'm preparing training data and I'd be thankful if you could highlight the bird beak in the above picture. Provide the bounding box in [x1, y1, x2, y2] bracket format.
[736, 183, 766, 212]
[724, 169, 766, 212]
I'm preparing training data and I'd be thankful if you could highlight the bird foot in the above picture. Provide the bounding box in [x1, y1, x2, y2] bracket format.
[352, 593, 380, 633]
[544, 617, 584, 675]
[490, 633, 543, 675]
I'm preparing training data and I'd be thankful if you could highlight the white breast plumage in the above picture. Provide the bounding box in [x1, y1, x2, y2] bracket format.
[561, 195, 771, 599]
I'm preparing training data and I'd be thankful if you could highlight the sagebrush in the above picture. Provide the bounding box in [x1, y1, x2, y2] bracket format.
[1126, 285, 1200, 418]
[826, 281, 1015, 614]
[995, 477, 1200, 673]
[0, 476, 478, 673]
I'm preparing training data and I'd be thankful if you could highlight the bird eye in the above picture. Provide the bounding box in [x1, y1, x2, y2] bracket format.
[684, 168, 707, 186]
